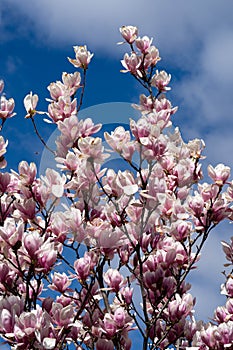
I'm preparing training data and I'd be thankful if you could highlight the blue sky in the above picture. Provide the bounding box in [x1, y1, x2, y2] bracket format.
[1, 0, 233, 330]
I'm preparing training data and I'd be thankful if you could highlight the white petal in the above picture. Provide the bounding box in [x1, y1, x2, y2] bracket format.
[43, 337, 56, 349]
[51, 184, 64, 197]
[123, 184, 138, 195]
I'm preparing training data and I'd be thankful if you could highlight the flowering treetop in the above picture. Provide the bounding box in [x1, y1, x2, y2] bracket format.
[0, 25, 232, 350]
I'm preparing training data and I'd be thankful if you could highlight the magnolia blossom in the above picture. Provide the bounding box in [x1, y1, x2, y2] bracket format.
[135, 36, 153, 53]
[41, 168, 66, 198]
[121, 52, 142, 76]
[146, 45, 161, 66]
[47, 80, 66, 101]
[0, 96, 16, 120]
[17, 160, 37, 186]
[62, 71, 81, 96]
[47, 71, 81, 100]
[151, 70, 171, 91]
[23, 91, 39, 118]
[208, 163, 231, 185]
[74, 254, 92, 281]
[77, 136, 110, 163]
[48, 94, 77, 123]
[119, 25, 138, 44]
[104, 269, 125, 292]
[68, 45, 93, 69]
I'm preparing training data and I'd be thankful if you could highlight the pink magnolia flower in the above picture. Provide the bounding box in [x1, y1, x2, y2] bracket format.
[105, 126, 131, 153]
[37, 240, 58, 273]
[48, 94, 77, 123]
[168, 293, 194, 322]
[31, 178, 50, 208]
[56, 116, 102, 158]
[62, 71, 81, 94]
[102, 314, 117, 337]
[102, 169, 123, 198]
[121, 52, 142, 76]
[115, 170, 138, 196]
[135, 36, 152, 54]
[119, 25, 138, 44]
[144, 45, 161, 67]
[51, 302, 74, 327]
[14, 197, 36, 221]
[214, 322, 233, 347]
[210, 197, 231, 224]
[0, 96, 16, 120]
[225, 277, 233, 297]
[151, 70, 171, 92]
[98, 227, 124, 258]
[48, 72, 81, 101]
[0, 194, 14, 224]
[64, 207, 85, 242]
[50, 272, 71, 293]
[74, 253, 92, 281]
[68, 45, 93, 69]
[0, 218, 24, 249]
[187, 137, 205, 159]
[56, 149, 81, 172]
[188, 193, 205, 217]
[23, 230, 44, 259]
[208, 163, 231, 185]
[77, 136, 110, 163]
[17, 161, 37, 186]
[77, 117, 102, 137]
[0, 263, 16, 293]
[214, 306, 229, 323]
[23, 91, 38, 118]
[48, 211, 69, 243]
[226, 298, 233, 314]
[130, 117, 151, 140]
[105, 128, 135, 162]
[113, 307, 126, 328]
[199, 182, 219, 202]
[132, 94, 154, 112]
[125, 201, 143, 223]
[0, 296, 24, 335]
[199, 323, 218, 348]
[0, 172, 13, 194]
[104, 269, 124, 292]
[0, 309, 13, 334]
[41, 168, 66, 198]
[170, 220, 192, 241]
[47, 80, 66, 101]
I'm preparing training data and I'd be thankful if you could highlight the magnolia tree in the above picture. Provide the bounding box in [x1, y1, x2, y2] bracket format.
[0, 25, 232, 350]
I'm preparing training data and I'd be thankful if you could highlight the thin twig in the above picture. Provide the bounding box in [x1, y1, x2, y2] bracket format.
[30, 116, 56, 155]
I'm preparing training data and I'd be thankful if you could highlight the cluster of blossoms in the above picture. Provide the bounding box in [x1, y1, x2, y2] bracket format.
[0, 26, 232, 350]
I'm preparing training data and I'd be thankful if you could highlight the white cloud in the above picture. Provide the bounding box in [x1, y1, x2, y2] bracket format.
[1, 1, 233, 61]
[201, 30, 233, 85]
